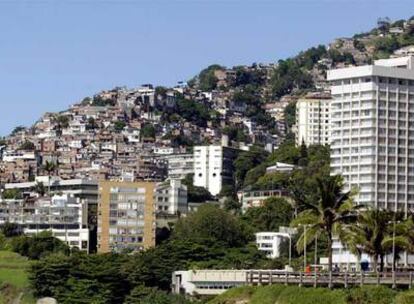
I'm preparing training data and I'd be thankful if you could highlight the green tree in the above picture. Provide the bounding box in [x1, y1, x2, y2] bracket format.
[124, 285, 190, 304]
[197, 64, 224, 91]
[12, 231, 70, 260]
[342, 209, 408, 272]
[176, 95, 212, 127]
[30, 252, 129, 303]
[1, 222, 22, 237]
[11, 126, 26, 136]
[284, 101, 296, 135]
[141, 124, 156, 139]
[291, 175, 357, 272]
[181, 174, 212, 203]
[173, 204, 252, 247]
[114, 121, 126, 132]
[2, 188, 21, 199]
[242, 197, 294, 232]
[270, 59, 313, 98]
[234, 146, 268, 189]
[86, 117, 98, 130]
[33, 181, 46, 197]
[18, 140, 35, 150]
[56, 115, 70, 129]
[30, 253, 72, 298]
[267, 139, 300, 165]
[44, 160, 57, 195]
[223, 197, 242, 214]
[58, 278, 111, 304]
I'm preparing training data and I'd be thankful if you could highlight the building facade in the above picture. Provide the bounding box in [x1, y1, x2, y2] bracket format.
[294, 92, 331, 146]
[255, 232, 291, 259]
[161, 153, 194, 180]
[238, 189, 291, 212]
[172, 270, 247, 296]
[0, 194, 89, 251]
[328, 56, 414, 212]
[193, 145, 239, 196]
[154, 179, 188, 215]
[97, 181, 156, 253]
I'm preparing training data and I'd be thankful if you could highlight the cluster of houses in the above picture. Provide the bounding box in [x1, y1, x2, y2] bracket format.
[0, 64, 295, 254]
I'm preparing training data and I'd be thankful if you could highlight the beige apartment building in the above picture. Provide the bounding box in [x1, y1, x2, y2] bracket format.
[294, 92, 331, 147]
[98, 180, 156, 253]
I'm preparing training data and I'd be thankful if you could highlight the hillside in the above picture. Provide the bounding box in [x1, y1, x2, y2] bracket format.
[1, 16, 414, 185]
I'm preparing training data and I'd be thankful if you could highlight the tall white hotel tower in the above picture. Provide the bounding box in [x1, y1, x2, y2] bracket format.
[328, 56, 414, 214]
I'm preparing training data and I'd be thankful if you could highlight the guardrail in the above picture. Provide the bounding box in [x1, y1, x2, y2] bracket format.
[246, 270, 414, 289]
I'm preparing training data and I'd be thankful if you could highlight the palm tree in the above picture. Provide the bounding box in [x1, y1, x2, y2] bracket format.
[33, 182, 46, 197]
[342, 209, 409, 272]
[291, 175, 357, 272]
[43, 161, 56, 196]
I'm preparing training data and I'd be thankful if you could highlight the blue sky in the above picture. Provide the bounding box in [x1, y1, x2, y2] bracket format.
[0, 0, 412, 135]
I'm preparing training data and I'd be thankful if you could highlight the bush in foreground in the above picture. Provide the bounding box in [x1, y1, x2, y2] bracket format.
[209, 284, 402, 304]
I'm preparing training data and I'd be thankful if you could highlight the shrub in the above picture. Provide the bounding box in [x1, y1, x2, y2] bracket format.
[345, 286, 396, 304]
[250, 284, 286, 304]
[277, 286, 346, 304]
[396, 290, 414, 304]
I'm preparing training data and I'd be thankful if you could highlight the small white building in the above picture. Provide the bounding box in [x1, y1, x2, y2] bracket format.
[171, 270, 247, 296]
[154, 179, 188, 215]
[266, 162, 296, 174]
[255, 232, 292, 259]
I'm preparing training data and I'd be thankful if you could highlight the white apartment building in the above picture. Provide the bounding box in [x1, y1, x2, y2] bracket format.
[193, 145, 240, 196]
[294, 92, 331, 146]
[0, 194, 89, 251]
[328, 56, 414, 213]
[154, 179, 188, 215]
[156, 153, 194, 180]
[255, 232, 292, 259]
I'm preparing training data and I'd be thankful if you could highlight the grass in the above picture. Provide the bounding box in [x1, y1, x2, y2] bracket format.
[0, 251, 35, 304]
[208, 284, 404, 304]
[208, 286, 257, 304]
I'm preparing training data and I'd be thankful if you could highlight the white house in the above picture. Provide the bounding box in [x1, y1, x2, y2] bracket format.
[266, 162, 296, 174]
[255, 232, 292, 259]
